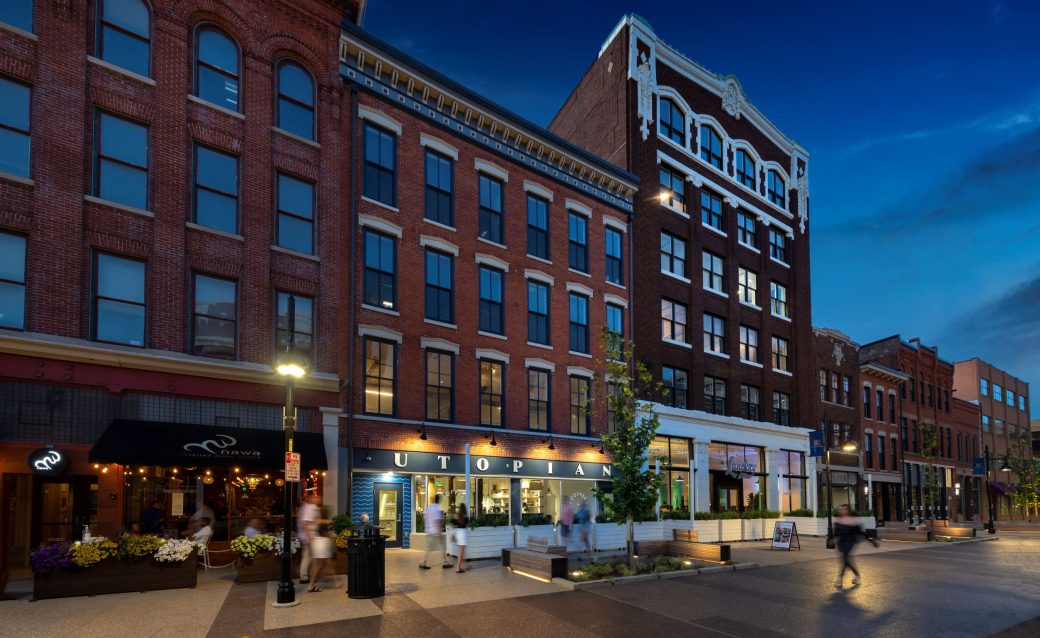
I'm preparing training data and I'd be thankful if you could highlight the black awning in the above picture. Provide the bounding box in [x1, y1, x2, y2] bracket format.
[89, 419, 327, 470]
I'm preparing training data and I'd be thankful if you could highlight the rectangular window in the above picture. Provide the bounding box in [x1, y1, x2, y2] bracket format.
[741, 384, 761, 420]
[820, 369, 829, 402]
[832, 373, 840, 404]
[568, 212, 588, 272]
[0, 2, 32, 32]
[901, 418, 909, 451]
[570, 376, 590, 435]
[704, 375, 727, 415]
[889, 394, 896, 423]
[661, 298, 687, 343]
[863, 386, 871, 418]
[1007, 390, 1015, 407]
[957, 432, 963, 463]
[424, 149, 453, 226]
[526, 194, 549, 259]
[424, 249, 454, 324]
[980, 378, 988, 396]
[480, 360, 504, 426]
[1020, 396, 1026, 411]
[0, 77, 31, 178]
[876, 390, 884, 422]
[0, 232, 27, 330]
[769, 230, 787, 264]
[662, 366, 688, 409]
[363, 123, 396, 206]
[192, 144, 238, 234]
[660, 231, 687, 278]
[702, 250, 724, 292]
[878, 435, 886, 470]
[843, 376, 851, 406]
[739, 325, 759, 363]
[276, 173, 315, 254]
[994, 384, 1003, 403]
[771, 336, 789, 372]
[93, 253, 145, 347]
[363, 230, 396, 310]
[425, 350, 453, 422]
[912, 419, 918, 452]
[478, 266, 504, 335]
[606, 302, 624, 339]
[773, 392, 790, 426]
[364, 338, 395, 415]
[901, 381, 906, 400]
[192, 273, 236, 359]
[770, 281, 789, 318]
[767, 171, 786, 208]
[527, 281, 550, 345]
[95, 111, 148, 209]
[568, 293, 589, 354]
[736, 212, 756, 247]
[605, 227, 623, 285]
[275, 292, 313, 360]
[659, 165, 686, 211]
[528, 368, 550, 431]
[909, 377, 916, 402]
[864, 433, 873, 469]
[700, 190, 723, 231]
[892, 437, 899, 469]
[982, 415, 990, 432]
[478, 173, 504, 245]
[738, 268, 758, 306]
[703, 313, 725, 354]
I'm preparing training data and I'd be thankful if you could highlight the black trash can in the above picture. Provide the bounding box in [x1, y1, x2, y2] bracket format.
[346, 525, 386, 599]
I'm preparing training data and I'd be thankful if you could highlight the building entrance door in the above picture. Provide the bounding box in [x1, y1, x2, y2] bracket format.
[31, 477, 95, 547]
[374, 482, 403, 548]
[712, 473, 743, 512]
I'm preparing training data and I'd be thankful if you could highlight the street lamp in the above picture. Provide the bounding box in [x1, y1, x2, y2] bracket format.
[274, 296, 307, 608]
[826, 439, 860, 545]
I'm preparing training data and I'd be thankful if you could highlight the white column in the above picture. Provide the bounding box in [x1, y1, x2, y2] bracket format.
[693, 441, 710, 513]
[766, 448, 780, 513]
[806, 456, 819, 515]
[319, 407, 341, 515]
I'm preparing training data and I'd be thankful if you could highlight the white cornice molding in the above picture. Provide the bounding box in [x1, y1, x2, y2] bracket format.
[523, 180, 554, 201]
[419, 133, 459, 160]
[358, 324, 403, 343]
[357, 104, 402, 135]
[524, 269, 555, 286]
[565, 199, 592, 217]
[525, 357, 556, 372]
[420, 337, 460, 354]
[475, 253, 509, 272]
[603, 293, 628, 308]
[603, 215, 627, 233]
[567, 366, 594, 378]
[474, 158, 508, 182]
[0, 331, 338, 392]
[475, 348, 509, 364]
[358, 214, 403, 238]
[419, 234, 459, 256]
[566, 281, 594, 298]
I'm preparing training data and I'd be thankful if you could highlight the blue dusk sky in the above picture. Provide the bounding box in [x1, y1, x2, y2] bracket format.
[365, 1, 1040, 415]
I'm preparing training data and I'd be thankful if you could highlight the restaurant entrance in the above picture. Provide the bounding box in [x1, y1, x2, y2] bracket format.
[31, 476, 96, 547]
[374, 482, 403, 547]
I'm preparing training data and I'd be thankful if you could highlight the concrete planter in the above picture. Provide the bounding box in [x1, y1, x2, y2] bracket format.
[235, 552, 301, 583]
[592, 523, 626, 551]
[33, 551, 198, 601]
[447, 526, 513, 559]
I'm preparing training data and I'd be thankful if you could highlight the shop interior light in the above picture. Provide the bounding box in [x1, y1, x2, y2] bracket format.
[234, 467, 241, 473]
[101, 467, 108, 474]
[93, 463, 99, 469]
[172, 468, 178, 474]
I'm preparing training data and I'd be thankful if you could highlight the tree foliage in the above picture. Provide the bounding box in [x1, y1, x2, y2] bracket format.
[1006, 432, 1039, 521]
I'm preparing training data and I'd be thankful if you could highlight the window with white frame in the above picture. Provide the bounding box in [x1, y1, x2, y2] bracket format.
[770, 281, 789, 318]
[659, 98, 686, 146]
[735, 150, 755, 190]
[738, 268, 758, 306]
[772, 336, 789, 372]
[702, 250, 724, 292]
[767, 170, 786, 208]
[661, 298, 687, 343]
[701, 190, 723, 231]
[659, 165, 686, 212]
[660, 231, 686, 278]
[739, 325, 759, 363]
[737, 212, 756, 247]
[700, 124, 722, 170]
[703, 313, 725, 354]
[769, 229, 788, 263]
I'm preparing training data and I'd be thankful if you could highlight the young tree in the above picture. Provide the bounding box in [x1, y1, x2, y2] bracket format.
[1006, 432, 1039, 521]
[593, 328, 662, 570]
[919, 422, 941, 521]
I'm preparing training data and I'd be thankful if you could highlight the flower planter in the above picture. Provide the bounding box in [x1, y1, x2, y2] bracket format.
[334, 549, 349, 575]
[446, 526, 514, 560]
[235, 552, 301, 584]
[718, 519, 742, 542]
[782, 516, 829, 536]
[32, 550, 198, 601]
[691, 520, 720, 543]
[592, 523, 626, 551]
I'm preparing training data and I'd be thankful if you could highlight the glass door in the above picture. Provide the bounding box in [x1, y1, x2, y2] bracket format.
[374, 483, 403, 547]
[31, 478, 95, 546]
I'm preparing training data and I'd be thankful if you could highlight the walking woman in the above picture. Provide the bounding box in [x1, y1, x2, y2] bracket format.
[833, 504, 878, 588]
[453, 504, 469, 573]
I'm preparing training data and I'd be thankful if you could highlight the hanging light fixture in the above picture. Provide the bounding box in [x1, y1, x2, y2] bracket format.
[417, 424, 428, 441]
[489, 430, 498, 446]
[543, 435, 555, 451]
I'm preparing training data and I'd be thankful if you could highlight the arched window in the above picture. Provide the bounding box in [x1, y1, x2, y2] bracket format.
[276, 61, 315, 140]
[735, 150, 755, 190]
[658, 98, 685, 146]
[699, 124, 722, 170]
[98, 0, 150, 77]
[767, 170, 786, 208]
[195, 26, 240, 112]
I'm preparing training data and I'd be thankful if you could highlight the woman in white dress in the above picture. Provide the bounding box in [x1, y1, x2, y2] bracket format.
[453, 505, 469, 573]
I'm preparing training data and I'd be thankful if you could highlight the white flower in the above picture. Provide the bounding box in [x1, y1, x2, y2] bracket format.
[273, 535, 302, 556]
[154, 539, 198, 563]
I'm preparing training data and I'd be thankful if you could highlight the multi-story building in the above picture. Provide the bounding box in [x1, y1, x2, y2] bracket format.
[859, 360, 907, 522]
[0, 0, 357, 582]
[953, 358, 1031, 521]
[950, 397, 982, 522]
[548, 15, 814, 516]
[338, 23, 638, 547]
[860, 336, 957, 522]
[812, 328, 862, 512]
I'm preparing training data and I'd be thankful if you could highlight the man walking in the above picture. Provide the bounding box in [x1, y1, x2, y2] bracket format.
[419, 494, 450, 569]
[297, 494, 320, 584]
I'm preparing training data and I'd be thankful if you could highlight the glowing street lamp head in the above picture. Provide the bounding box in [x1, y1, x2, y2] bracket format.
[275, 351, 308, 378]
[658, 191, 671, 204]
[840, 441, 859, 453]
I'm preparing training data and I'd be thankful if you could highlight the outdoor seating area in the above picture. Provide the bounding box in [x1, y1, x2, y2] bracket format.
[501, 535, 568, 580]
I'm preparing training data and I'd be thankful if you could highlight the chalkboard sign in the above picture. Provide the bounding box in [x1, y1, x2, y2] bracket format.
[771, 521, 800, 551]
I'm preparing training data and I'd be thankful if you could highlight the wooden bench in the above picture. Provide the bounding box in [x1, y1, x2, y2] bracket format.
[672, 529, 700, 542]
[878, 528, 932, 542]
[633, 535, 731, 564]
[933, 526, 976, 540]
[501, 536, 568, 580]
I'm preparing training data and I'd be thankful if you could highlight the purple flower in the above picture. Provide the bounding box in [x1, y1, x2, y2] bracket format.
[30, 541, 73, 575]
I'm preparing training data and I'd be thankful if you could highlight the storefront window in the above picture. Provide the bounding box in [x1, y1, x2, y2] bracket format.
[777, 449, 807, 513]
[649, 435, 691, 513]
[708, 442, 766, 512]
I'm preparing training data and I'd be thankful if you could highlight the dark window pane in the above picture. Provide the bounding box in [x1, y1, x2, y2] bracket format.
[193, 316, 235, 358]
[196, 146, 237, 195]
[100, 114, 147, 167]
[98, 161, 147, 209]
[0, 281, 25, 329]
[101, 26, 149, 77]
[277, 99, 313, 140]
[0, 1, 33, 32]
[195, 191, 237, 234]
[194, 275, 235, 317]
[278, 175, 314, 219]
[0, 128, 30, 178]
[0, 78, 30, 131]
[0, 233, 26, 282]
[198, 29, 238, 74]
[97, 254, 144, 303]
[103, 0, 148, 37]
[278, 63, 313, 106]
[278, 215, 313, 254]
[97, 299, 144, 346]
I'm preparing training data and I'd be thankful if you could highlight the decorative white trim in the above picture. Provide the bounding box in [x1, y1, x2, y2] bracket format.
[705, 287, 729, 299]
[423, 218, 456, 233]
[423, 318, 457, 330]
[773, 368, 793, 377]
[662, 337, 692, 349]
[567, 366, 594, 379]
[661, 270, 691, 284]
[187, 94, 244, 120]
[771, 312, 792, 323]
[83, 195, 154, 218]
[523, 180, 554, 201]
[270, 245, 320, 262]
[567, 268, 591, 280]
[525, 358, 555, 372]
[476, 236, 507, 250]
[526, 254, 553, 267]
[565, 199, 592, 217]
[741, 359, 764, 369]
[474, 253, 509, 272]
[273, 126, 321, 149]
[475, 348, 509, 364]
[738, 241, 761, 255]
[739, 300, 762, 312]
[524, 269, 555, 286]
[527, 341, 553, 351]
[566, 282, 594, 298]
[603, 294, 628, 308]
[358, 104, 402, 135]
[419, 234, 459, 256]
[702, 223, 728, 239]
[419, 133, 459, 160]
[87, 55, 155, 86]
[359, 324, 403, 343]
[474, 158, 508, 181]
[361, 196, 400, 214]
[361, 303, 399, 317]
[705, 349, 731, 360]
[358, 214, 403, 238]
[421, 337, 459, 354]
[568, 350, 593, 359]
[185, 222, 244, 241]
[603, 216, 627, 233]
[477, 330, 507, 341]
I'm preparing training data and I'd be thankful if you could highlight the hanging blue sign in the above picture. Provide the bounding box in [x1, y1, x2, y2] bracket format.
[809, 431, 825, 457]
[973, 457, 986, 476]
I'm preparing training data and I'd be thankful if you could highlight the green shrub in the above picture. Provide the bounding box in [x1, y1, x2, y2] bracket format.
[471, 513, 510, 528]
[414, 510, 425, 533]
[652, 555, 683, 573]
[661, 510, 690, 520]
[740, 510, 781, 520]
[331, 514, 354, 534]
[716, 511, 740, 519]
[520, 513, 553, 526]
[785, 509, 814, 517]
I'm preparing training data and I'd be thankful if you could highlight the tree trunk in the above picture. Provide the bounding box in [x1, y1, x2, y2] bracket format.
[626, 517, 635, 572]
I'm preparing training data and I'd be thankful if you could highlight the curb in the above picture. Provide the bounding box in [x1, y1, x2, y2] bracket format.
[561, 562, 760, 590]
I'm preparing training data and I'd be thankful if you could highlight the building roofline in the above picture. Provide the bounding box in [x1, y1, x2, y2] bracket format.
[859, 361, 909, 382]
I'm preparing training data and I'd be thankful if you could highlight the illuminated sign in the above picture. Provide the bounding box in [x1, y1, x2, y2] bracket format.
[28, 448, 69, 475]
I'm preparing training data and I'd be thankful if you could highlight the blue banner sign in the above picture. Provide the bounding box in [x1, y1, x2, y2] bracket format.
[973, 457, 986, 476]
[809, 431, 825, 457]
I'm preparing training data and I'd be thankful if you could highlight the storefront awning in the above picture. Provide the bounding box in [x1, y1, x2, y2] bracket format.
[990, 481, 1013, 495]
[89, 419, 327, 470]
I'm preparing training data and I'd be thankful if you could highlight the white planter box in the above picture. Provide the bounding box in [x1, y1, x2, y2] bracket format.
[447, 526, 514, 560]
[592, 522, 627, 551]
[863, 516, 877, 530]
[633, 521, 664, 542]
[516, 524, 557, 548]
[663, 519, 693, 538]
[719, 519, 742, 542]
[782, 516, 829, 536]
[754, 518, 781, 541]
[691, 520, 720, 543]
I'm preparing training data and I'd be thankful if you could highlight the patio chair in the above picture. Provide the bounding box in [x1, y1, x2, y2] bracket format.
[197, 536, 235, 570]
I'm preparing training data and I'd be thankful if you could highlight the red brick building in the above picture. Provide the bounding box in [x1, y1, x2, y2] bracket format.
[546, 15, 814, 516]
[953, 358, 1031, 523]
[0, 0, 357, 581]
[950, 397, 982, 522]
[811, 328, 862, 513]
[859, 360, 907, 522]
[337, 23, 637, 548]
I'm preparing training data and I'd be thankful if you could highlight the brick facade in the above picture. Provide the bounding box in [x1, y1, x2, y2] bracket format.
[811, 328, 862, 511]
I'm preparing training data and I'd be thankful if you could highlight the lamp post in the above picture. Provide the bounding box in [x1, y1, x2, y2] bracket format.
[274, 296, 307, 608]
[826, 440, 860, 544]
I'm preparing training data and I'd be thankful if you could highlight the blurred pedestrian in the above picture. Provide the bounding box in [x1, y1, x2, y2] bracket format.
[560, 497, 574, 548]
[833, 504, 878, 588]
[141, 500, 164, 535]
[307, 522, 334, 592]
[244, 518, 264, 538]
[453, 504, 470, 573]
[576, 500, 592, 553]
[419, 494, 450, 569]
[297, 494, 320, 584]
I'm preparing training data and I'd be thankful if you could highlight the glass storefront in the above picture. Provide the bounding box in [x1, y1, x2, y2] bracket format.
[776, 449, 807, 513]
[650, 435, 691, 513]
[708, 442, 765, 512]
